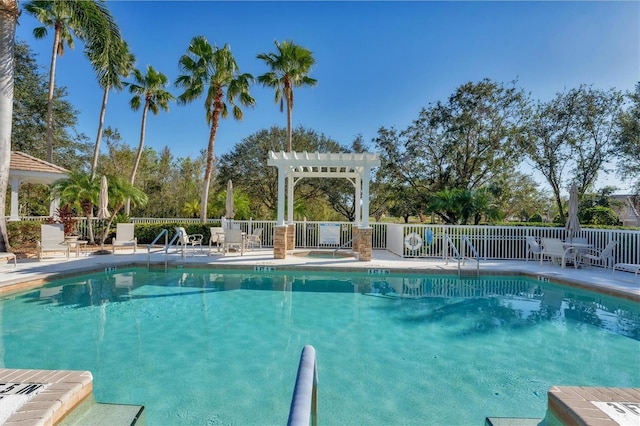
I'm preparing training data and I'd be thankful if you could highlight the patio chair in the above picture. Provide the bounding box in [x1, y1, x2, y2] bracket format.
[540, 238, 577, 269]
[246, 228, 263, 250]
[581, 240, 617, 269]
[612, 263, 640, 282]
[175, 226, 204, 257]
[0, 252, 17, 269]
[209, 227, 225, 253]
[525, 236, 542, 262]
[112, 223, 137, 254]
[37, 224, 69, 261]
[222, 229, 245, 255]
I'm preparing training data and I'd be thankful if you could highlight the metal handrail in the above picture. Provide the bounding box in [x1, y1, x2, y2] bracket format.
[147, 229, 180, 272]
[461, 236, 480, 276]
[287, 345, 318, 426]
[332, 232, 362, 257]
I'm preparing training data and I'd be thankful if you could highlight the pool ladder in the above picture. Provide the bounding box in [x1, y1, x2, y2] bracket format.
[444, 235, 480, 277]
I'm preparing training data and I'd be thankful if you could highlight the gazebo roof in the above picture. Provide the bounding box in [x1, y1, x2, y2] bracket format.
[10, 151, 68, 184]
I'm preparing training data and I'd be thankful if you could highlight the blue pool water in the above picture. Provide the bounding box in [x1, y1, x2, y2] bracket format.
[1, 268, 638, 425]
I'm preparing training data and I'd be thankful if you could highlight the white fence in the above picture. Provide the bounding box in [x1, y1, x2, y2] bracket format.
[10, 217, 640, 265]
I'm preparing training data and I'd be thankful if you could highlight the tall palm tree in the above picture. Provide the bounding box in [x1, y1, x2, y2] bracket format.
[0, 0, 20, 252]
[52, 171, 100, 244]
[256, 40, 316, 152]
[24, 0, 120, 163]
[175, 37, 255, 223]
[87, 37, 135, 179]
[125, 65, 173, 215]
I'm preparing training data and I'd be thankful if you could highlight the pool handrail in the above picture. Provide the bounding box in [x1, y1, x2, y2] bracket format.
[287, 345, 318, 426]
[147, 229, 180, 272]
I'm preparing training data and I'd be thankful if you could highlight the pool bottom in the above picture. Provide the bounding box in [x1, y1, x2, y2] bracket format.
[1, 269, 638, 425]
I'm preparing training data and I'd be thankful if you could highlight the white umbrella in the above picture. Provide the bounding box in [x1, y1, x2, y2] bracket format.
[565, 183, 581, 243]
[97, 176, 110, 220]
[225, 179, 234, 228]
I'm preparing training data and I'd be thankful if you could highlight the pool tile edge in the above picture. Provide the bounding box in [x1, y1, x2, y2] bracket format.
[0, 368, 93, 426]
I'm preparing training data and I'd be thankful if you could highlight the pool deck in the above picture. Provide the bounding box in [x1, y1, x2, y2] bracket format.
[0, 247, 638, 425]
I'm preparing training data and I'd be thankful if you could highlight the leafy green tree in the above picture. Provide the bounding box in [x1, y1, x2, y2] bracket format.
[125, 65, 174, 214]
[24, 0, 121, 163]
[87, 37, 135, 179]
[256, 40, 317, 152]
[175, 37, 254, 223]
[0, 0, 19, 252]
[12, 40, 92, 171]
[615, 82, 640, 194]
[520, 85, 623, 219]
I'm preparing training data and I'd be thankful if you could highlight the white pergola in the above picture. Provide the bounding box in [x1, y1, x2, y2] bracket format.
[267, 151, 381, 227]
[8, 151, 68, 220]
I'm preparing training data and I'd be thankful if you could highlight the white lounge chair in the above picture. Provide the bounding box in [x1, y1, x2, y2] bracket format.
[246, 228, 263, 250]
[540, 238, 576, 269]
[525, 236, 542, 262]
[223, 229, 245, 255]
[581, 240, 617, 269]
[112, 223, 137, 254]
[209, 227, 225, 253]
[176, 226, 203, 257]
[612, 263, 640, 282]
[0, 252, 16, 269]
[37, 224, 69, 261]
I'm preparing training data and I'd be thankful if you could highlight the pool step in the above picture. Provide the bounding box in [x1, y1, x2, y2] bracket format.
[485, 417, 542, 426]
[59, 398, 145, 426]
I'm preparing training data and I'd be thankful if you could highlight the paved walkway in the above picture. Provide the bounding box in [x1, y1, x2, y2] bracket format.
[0, 247, 638, 300]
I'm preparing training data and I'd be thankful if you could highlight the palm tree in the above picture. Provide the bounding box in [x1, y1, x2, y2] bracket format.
[87, 37, 135, 179]
[175, 37, 255, 223]
[100, 176, 147, 245]
[52, 171, 100, 244]
[256, 40, 316, 152]
[125, 65, 174, 215]
[0, 0, 20, 252]
[24, 0, 120, 163]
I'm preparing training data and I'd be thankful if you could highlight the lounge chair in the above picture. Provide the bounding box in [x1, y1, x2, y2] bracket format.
[581, 240, 617, 269]
[222, 229, 245, 255]
[612, 263, 640, 282]
[112, 223, 137, 254]
[540, 238, 577, 269]
[37, 224, 70, 261]
[209, 227, 225, 253]
[525, 236, 542, 262]
[0, 252, 16, 269]
[246, 228, 263, 250]
[176, 226, 203, 257]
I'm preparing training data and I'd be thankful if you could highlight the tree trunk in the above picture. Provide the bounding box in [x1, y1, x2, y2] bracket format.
[46, 22, 62, 163]
[200, 97, 223, 224]
[127, 102, 149, 215]
[91, 86, 110, 179]
[0, 0, 19, 252]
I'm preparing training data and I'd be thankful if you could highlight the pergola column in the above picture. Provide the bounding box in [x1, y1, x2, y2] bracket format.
[9, 177, 20, 221]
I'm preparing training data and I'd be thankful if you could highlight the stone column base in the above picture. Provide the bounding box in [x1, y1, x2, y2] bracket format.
[357, 227, 372, 261]
[287, 223, 296, 251]
[352, 227, 360, 253]
[274, 225, 287, 259]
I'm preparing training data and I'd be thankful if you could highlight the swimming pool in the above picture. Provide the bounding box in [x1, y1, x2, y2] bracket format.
[1, 268, 638, 424]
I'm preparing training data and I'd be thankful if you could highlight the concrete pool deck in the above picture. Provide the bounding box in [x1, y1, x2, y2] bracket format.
[0, 247, 638, 425]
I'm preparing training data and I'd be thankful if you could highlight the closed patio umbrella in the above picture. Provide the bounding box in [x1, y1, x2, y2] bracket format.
[95, 176, 111, 254]
[225, 180, 234, 228]
[565, 183, 581, 243]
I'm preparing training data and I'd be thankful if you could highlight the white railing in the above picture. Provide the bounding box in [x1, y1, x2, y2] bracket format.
[9, 216, 640, 266]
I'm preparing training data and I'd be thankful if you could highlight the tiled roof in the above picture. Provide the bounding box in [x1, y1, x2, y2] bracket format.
[10, 151, 69, 174]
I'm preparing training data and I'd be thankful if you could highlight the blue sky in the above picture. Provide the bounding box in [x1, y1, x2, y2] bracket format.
[15, 1, 640, 192]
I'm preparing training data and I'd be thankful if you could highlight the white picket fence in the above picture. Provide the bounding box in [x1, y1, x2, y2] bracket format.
[14, 216, 640, 265]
